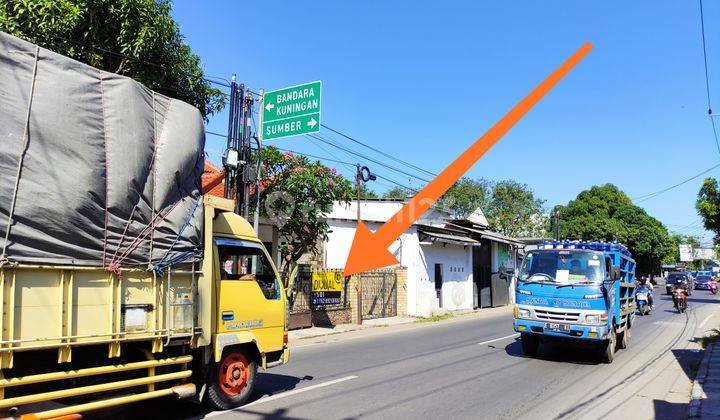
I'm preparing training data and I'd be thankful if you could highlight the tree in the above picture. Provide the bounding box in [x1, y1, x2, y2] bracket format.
[663, 233, 701, 265]
[0, 0, 224, 119]
[359, 184, 378, 199]
[485, 180, 547, 237]
[696, 178, 720, 244]
[438, 177, 491, 218]
[251, 148, 354, 285]
[383, 187, 410, 200]
[557, 184, 674, 276]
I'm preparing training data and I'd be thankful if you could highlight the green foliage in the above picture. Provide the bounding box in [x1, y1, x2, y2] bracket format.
[557, 184, 673, 276]
[697, 178, 720, 244]
[438, 177, 491, 218]
[383, 187, 410, 200]
[359, 184, 378, 199]
[486, 180, 547, 237]
[253, 147, 354, 281]
[0, 0, 224, 119]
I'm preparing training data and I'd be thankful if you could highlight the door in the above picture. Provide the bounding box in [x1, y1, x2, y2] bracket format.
[434, 264, 443, 309]
[215, 238, 285, 351]
[474, 241, 492, 308]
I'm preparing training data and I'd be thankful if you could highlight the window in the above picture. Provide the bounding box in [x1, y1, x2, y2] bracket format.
[216, 238, 280, 300]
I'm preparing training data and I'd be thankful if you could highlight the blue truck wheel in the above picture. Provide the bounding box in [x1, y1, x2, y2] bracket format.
[598, 328, 616, 363]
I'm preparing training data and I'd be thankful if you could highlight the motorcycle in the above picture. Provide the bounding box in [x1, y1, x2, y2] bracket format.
[636, 285, 652, 316]
[673, 287, 688, 313]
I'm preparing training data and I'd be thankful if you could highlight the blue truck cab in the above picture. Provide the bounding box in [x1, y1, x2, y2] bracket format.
[513, 240, 636, 363]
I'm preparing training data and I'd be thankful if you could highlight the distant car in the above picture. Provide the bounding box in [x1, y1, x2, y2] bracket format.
[695, 275, 714, 290]
[666, 272, 693, 296]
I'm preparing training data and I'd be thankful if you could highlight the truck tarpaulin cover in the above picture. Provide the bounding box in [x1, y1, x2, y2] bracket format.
[0, 32, 204, 268]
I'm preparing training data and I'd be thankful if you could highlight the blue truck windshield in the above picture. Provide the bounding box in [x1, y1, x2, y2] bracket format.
[520, 250, 604, 284]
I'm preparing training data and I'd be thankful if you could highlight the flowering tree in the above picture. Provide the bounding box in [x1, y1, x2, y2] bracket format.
[251, 147, 354, 287]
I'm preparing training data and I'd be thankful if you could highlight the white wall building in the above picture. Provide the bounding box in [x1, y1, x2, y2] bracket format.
[323, 200, 504, 317]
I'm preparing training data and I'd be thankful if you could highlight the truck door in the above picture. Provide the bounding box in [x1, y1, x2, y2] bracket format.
[215, 238, 285, 352]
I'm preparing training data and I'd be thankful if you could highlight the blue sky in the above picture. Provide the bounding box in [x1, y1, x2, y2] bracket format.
[172, 1, 720, 245]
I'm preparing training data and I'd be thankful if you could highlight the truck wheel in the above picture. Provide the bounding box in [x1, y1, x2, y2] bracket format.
[206, 350, 258, 410]
[520, 333, 539, 357]
[599, 328, 616, 363]
[617, 323, 630, 350]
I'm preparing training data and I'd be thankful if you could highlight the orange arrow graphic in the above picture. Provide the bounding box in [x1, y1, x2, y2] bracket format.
[343, 42, 593, 276]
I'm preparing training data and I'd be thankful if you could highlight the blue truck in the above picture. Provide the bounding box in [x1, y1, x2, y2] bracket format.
[513, 240, 636, 363]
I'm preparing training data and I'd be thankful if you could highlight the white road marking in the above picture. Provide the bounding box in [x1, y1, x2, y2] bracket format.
[699, 313, 715, 329]
[207, 375, 359, 416]
[478, 333, 520, 346]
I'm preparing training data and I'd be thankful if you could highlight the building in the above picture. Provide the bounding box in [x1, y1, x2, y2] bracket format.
[322, 199, 523, 317]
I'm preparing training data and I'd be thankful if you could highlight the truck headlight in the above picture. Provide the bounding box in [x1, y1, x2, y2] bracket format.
[585, 314, 601, 324]
[517, 308, 531, 319]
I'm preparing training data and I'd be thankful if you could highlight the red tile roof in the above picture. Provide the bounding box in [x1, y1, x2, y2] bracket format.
[202, 162, 225, 197]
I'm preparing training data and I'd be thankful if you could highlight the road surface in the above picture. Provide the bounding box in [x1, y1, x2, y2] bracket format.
[103, 285, 719, 419]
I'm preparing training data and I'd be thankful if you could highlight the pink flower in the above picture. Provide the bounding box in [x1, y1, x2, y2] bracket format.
[283, 151, 294, 159]
[329, 167, 338, 175]
[328, 179, 335, 187]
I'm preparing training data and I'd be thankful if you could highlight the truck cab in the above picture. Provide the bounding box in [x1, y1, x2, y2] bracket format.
[513, 241, 636, 363]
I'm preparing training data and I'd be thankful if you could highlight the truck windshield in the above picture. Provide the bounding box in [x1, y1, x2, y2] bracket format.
[216, 239, 280, 300]
[520, 250, 603, 285]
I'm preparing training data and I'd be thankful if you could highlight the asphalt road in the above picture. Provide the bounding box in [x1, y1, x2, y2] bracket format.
[103, 284, 720, 420]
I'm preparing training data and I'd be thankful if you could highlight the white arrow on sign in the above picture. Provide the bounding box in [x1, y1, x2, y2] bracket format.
[308, 117, 317, 128]
[265, 103, 275, 112]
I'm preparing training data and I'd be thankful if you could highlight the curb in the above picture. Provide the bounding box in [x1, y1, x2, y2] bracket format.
[688, 342, 715, 418]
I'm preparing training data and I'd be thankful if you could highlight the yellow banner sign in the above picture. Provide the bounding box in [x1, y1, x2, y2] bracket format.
[312, 271, 343, 292]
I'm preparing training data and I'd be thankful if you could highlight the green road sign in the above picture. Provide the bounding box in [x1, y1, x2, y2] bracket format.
[262, 81, 321, 140]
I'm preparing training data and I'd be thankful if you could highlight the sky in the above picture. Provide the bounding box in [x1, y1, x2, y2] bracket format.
[172, 1, 720, 246]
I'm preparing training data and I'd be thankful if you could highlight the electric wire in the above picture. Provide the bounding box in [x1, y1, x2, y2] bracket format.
[307, 133, 432, 183]
[631, 162, 720, 203]
[698, 0, 720, 155]
[320, 124, 438, 178]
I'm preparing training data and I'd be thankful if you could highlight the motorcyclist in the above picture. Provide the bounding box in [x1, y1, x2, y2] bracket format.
[672, 279, 688, 309]
[638, 276, 654, 308]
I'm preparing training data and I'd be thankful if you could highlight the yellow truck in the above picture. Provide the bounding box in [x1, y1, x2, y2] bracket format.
[0, 32, 288, 417]
[0, 196, 288, 417]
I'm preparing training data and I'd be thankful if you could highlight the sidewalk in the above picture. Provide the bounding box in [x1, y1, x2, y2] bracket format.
[689, 341, 720, 418]
[288, 305, 512, 343]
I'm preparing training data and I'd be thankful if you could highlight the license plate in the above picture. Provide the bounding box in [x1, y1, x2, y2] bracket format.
[544, 322, 570, 332]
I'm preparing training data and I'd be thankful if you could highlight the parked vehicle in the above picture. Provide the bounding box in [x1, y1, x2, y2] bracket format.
[636, 284, 652, 316]
[673, 287, 688, 313]
[666, 272, 693, 296]
[695, 275, 715, 291]
[513, 241, 636, 364]
[0, 33, 288, 417]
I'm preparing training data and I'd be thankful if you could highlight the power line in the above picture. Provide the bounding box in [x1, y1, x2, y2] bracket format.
[206, 130, 418, 193]
[307, 133, 433, 183]
[632, 162, 720, 203]
[698, 0, 720, 155]
[700, 0, 713, 112]
[320, 124, 438, 178]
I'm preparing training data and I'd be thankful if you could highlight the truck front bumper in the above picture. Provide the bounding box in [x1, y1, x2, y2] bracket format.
[514, 319, 608, 341]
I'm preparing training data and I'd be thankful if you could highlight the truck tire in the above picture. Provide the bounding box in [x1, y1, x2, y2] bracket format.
[205, 350, 258, 410]
[520, 333, 539, 357]
[617, 323, 630, 350]
[599, 328, 616, 363]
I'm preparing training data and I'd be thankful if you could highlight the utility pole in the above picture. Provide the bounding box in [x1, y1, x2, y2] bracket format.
[353, 164, 376, 325]
[222, 77, 244, 210]
[253, 89, 265, 233]
[553, 210, 560, 241]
